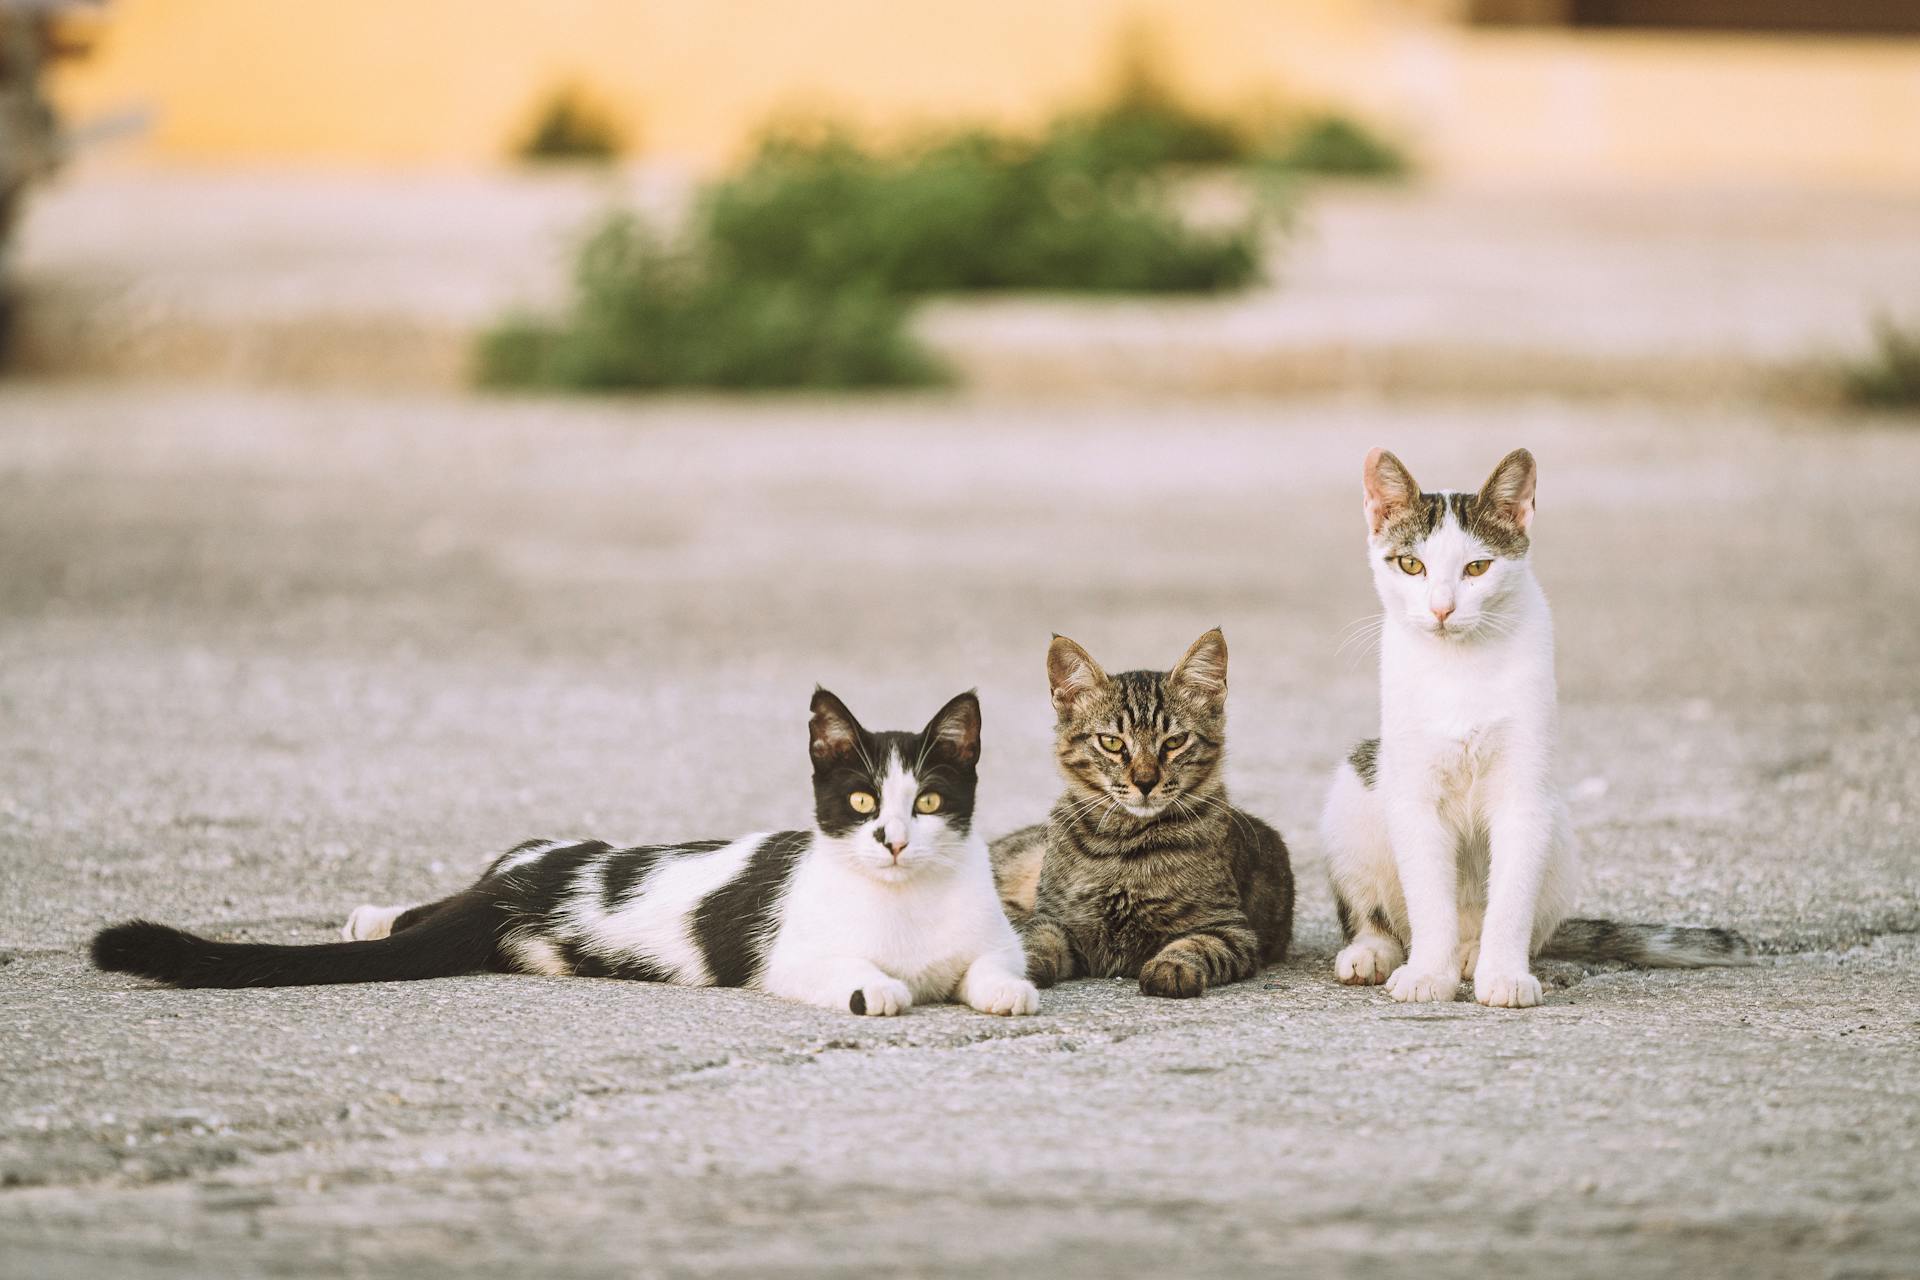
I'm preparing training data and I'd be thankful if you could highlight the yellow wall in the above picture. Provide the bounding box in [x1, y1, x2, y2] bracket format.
[51, 0, 1920, 185]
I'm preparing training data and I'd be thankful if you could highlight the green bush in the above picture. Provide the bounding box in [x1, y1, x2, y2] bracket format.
[1843, 315, 1920, 409]
[515, 87, 626, 164]
[702, 128, 1264, 295]
[1265, 113, 1410, 179]
[1041, 42, 1250, 175]
[476, 215, 939, 391]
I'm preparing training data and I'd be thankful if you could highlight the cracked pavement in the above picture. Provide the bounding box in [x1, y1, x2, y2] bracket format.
[2, 385, 1917, 1277]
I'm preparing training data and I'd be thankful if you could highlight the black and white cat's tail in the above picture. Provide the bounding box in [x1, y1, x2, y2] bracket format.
[1540, 918, 1752, 968]
[91, 892, 502, 989]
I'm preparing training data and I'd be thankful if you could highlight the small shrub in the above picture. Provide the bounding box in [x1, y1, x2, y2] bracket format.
[1266, 113, 1410, 179]
[702, 128, 1264, 295]
[1843, 315, 1920, 409]
[515, 87, 626, 164]
[475, 214, 940, 391]
[1043, 40, 1250, 175]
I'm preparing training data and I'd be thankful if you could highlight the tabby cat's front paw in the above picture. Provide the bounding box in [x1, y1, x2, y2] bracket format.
[1472, 968, 1543, 1009]
[967, 974, 1040, 1017]
[1025, 952, 1060, 989]
[848, 977, 913, 1017]
[1385, 965, 1459, 1004]
[1139, 953, 1207, 999]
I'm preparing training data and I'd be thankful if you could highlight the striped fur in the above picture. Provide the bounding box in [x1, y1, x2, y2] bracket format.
[990, 629, 1294, 999]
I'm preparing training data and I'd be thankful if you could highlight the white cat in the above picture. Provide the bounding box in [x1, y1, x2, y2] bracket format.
[94, 690, 1040, 1019]
[1321, 448, 1748, 1008]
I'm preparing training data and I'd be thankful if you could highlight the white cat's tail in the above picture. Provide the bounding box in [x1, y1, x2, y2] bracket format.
[1540, 918, 1752, 968]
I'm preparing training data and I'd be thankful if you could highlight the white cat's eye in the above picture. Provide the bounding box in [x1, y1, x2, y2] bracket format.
[1096, 733, 1126, 754]
[1162, 732, 1190, 755]
[848, 791, 877, 814]
[1464, 559, 1492, 578]
[914, 792, 942, 815]
[1396, 555, 1425, 576]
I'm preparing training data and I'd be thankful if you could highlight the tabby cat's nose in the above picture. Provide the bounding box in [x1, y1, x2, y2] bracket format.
[1133, 774, 1159, 796]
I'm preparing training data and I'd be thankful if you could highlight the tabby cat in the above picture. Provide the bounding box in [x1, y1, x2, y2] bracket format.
[93, 689, 1040, 1018]
[991, 629, 1294, 998]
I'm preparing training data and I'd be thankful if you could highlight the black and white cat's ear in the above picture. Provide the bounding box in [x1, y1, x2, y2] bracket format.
[1046, 635, 1108, 716]
[921, 690, 982, 766]
[809, 688, 864, 768]
[1478, 448, 1537, 533]
[1169, 627, 1228, 708]
[1363, 447, 1421, 536]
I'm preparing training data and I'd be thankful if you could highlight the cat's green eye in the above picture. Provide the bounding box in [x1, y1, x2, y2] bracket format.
[1162, 732, 1190, 754]
[1464, 559, 1492, 578]
[914, 792, 942, 815]
[1096, 733, 1126, 754]
[848, 791, 877, 814]
[1396, 555, 1425, 576]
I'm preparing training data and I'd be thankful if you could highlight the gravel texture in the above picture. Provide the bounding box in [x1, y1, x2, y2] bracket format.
[1, 385, 1916, 1277]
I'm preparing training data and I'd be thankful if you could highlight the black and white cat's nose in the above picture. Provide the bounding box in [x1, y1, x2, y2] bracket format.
[870, 827, 908, 859]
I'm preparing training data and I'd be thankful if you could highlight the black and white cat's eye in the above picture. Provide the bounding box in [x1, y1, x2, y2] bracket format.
[915, 792, 942, 815]
[1396, 555, 1425, 576]
[1096, 733, 1126, 754]
[848, 791, 877, 814]
[1464, 559, 1492, 577]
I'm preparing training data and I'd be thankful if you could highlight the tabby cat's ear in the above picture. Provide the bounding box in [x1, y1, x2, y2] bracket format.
[809, 688, 864, 769]
[1477, 448, 1537, 534]
[1169, 627, 1228, 709]
[1046, 635, 1108, 716]
[921, 690, 981, 766]
[1363, 447, 1421, 537]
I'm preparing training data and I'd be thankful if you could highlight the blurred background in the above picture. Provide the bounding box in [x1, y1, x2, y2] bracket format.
[3, 0, 1919, 397]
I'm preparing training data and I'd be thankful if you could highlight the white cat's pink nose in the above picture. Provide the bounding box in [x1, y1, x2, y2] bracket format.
[887, 840, 907, 859]
[1431, 602, 1455, 624]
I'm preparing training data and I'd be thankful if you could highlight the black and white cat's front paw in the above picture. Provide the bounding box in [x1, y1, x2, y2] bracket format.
[965, 973, 1040, 1017]
[848, 977, 914, 1017]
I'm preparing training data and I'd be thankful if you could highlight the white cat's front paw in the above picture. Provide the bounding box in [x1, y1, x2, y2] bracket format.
[967, 974, 1040, 1017]
[1334, 939, 1400, 986]
[1472, 968, 1543, 1009]
[1385, 965, 1460, 1004]
[848, 977, 913, 1017]
[342, 904, 403, 942]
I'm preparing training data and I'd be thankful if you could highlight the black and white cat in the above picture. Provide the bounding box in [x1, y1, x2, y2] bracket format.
[92, 690, 1040, 1018]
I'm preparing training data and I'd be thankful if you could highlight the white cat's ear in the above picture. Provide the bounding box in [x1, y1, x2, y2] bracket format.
[1478, 448, 1537, 533]
[1169, 627, 1228, 708]
[922, 690, 981, 765]
[1363, 448, 1421, 536]
[809, 688, 864, 767]
[1047, 635, 1108, 716]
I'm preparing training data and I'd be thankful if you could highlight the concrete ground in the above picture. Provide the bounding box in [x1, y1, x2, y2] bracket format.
[1, 384, 1917, 1277]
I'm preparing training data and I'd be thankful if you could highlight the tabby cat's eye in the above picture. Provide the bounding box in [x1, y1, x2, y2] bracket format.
[914, 792, 942, 815]
[1096, 733, 1126, 754]
[1162, 732, 1190, 754]
[1396, 556, 1425, 576]
[1464, 559, 1492, 578]
[848, 791, 876, 814]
